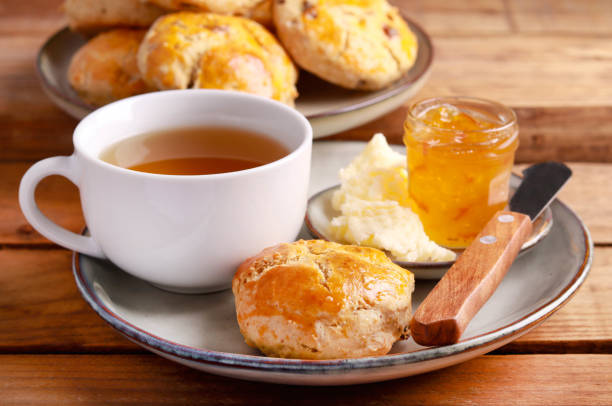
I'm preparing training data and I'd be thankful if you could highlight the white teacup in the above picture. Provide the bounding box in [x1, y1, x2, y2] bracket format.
[19, 90, 312, 293]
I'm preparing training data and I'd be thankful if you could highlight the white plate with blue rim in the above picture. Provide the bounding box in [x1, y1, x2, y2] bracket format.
[73, 141, 592, 385]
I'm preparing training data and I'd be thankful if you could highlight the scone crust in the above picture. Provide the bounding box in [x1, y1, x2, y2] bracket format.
[68, 29, 153, 106]
[63, 0, 168, 34]
[232, 240, 414, 359]
[138, 12, 298, 105]
[273, 0, 418, 90]
[148, 0, 273, 26]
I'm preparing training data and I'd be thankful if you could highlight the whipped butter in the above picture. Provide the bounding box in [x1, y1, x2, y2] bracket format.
[330, 134, 456, 263]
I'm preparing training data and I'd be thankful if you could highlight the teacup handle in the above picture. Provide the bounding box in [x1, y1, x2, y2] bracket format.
[18, 156, 106, 258]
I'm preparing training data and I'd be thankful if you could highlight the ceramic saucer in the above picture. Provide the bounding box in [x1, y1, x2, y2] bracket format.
[72, 141, 592, 385]
[74, 198, 590, 385]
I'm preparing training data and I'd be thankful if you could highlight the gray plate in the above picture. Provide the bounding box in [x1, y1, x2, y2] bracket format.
[72, 141, 592, 385]
[36, 17, 433, 138]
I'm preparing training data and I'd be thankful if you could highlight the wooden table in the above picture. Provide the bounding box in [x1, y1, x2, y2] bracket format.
[1, 1, 611, 404]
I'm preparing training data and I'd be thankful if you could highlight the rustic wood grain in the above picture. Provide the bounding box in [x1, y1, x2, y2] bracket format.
[1, 162, 84, 246]
[508, 0, 612, 34]
[417, 34, 612, 108]
[412, 211, 533, 346]
[0, 33, 78, 161]
[329, 106, 612, 164]
[397, 0, 511, 35]
[0, 0, 65, 35]
[0, 354, 610, 405]
[518, 163, 612, 245]
[1, 247, 609, 354]
[509, 244, 612, 353]
[0, 249, 140, 353]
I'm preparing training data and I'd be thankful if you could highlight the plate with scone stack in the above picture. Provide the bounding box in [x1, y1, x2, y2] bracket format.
[71, 140, 592, 385]
[37, 0, 432, 137]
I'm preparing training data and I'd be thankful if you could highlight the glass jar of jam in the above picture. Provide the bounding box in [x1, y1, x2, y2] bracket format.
[403, 96, 519, 248]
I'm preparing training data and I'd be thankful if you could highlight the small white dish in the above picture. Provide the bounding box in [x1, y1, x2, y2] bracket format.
[305, 178, 554, 279]
[36, 17, 433, 138]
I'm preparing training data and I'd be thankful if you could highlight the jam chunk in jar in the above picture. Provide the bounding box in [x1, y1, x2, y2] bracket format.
[403, 97, 519, 248]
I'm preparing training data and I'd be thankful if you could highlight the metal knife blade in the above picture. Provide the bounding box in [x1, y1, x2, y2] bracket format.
[509, 162, 572, 221]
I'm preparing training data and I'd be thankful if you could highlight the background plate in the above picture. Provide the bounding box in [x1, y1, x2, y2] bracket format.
[72, 141, 592, 385]
[36, 18, 433, 138]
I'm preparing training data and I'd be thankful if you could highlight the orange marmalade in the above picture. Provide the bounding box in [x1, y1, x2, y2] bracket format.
[403, 97, 519, 248]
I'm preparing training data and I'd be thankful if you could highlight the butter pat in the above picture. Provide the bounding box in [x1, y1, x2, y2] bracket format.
[330, 134, 455, 263]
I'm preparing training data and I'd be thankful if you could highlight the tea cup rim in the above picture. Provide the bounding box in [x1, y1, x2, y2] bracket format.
[72, 89, 313, 180]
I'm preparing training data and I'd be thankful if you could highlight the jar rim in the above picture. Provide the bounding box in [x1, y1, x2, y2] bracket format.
[405, 96, 518, 136]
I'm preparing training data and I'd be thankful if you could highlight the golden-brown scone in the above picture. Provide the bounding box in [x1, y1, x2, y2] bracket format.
[232, 240, 415, 359]
[273, 0, 418, 90]
[138, 12, 298, 106]
[63, 0, 168, 34]
[68, 29, 153, 106]
[248, 0, 273, 27]
[147, 0, 273, 26]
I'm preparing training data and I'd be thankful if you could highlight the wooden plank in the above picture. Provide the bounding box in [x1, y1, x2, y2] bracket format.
[0, 34, 78, 161]
[4, 162, 612, 246]
[0, 0, 65, 36]
[1, 163, 84, 245]
[395, 0, 511, 35]
[508, 0, 612, 34]
[328, 106, 612, 164]
[513, 107, 612, 163]
[0, 249, 140, 353]
[0, 247, 608, 354]
[0, 354, 610, 405]
[519, 163, 612, 245]
[416, 35, 612, 108]
[0, 4, 71, 164]
[509, 245, 612, 353]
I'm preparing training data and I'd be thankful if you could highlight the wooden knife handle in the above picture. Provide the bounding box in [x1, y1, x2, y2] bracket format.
[410, 211, 533, 346]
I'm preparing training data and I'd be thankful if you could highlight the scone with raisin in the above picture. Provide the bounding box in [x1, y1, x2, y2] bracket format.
[63, 0, 168, 34]
[138, 12, 298, 106]
[273, 0, 418, 90]
[68, 29, 153, 106]
[147, 0, 273, 26]
[232, 240, 414, 359]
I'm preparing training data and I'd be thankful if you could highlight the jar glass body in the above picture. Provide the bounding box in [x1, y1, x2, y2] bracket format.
[403, 97, 519, 248]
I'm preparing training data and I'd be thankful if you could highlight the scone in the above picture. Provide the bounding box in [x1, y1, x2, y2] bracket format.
[68, 29, 153, 106]
[248, 0, 274, 27]
[147, 0, 273, 26]
[138, 12, 298, 106]
[63, 0, 168, 34]
[273, 0, 418, 90]
[232, 240, 415, 359]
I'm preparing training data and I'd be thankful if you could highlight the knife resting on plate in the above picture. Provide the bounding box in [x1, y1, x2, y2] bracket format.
[410, 162, 572, 347]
